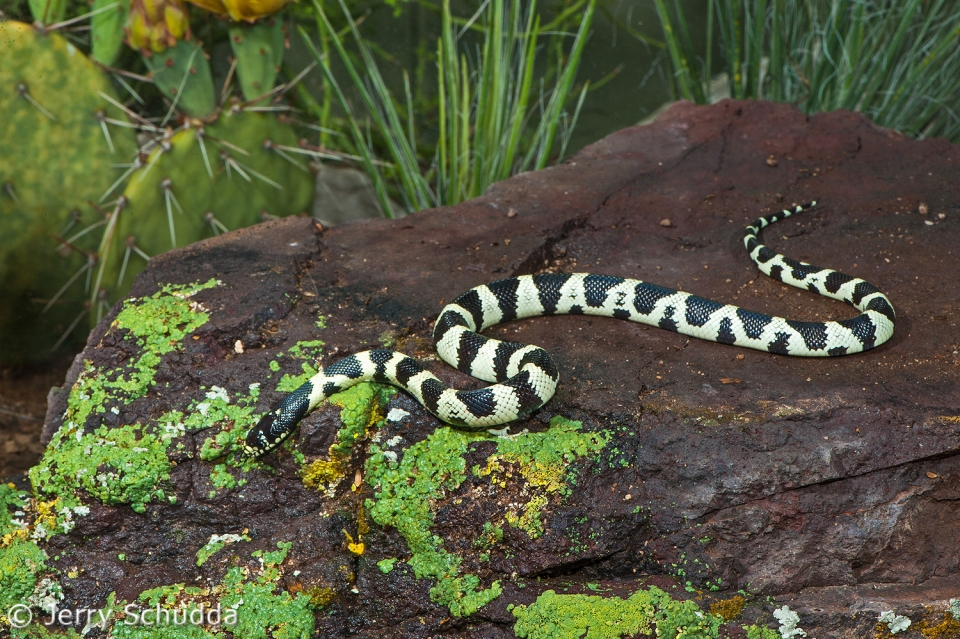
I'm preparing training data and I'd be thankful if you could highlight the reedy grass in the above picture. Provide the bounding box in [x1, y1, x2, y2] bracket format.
[303, 0, 595, 216]
[656, 0, 960, 141]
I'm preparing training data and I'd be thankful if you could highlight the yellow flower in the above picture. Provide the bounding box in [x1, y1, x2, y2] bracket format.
[185, 0, 292, 22]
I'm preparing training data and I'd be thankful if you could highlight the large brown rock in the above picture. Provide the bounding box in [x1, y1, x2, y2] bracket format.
[35, 100, 960, 638]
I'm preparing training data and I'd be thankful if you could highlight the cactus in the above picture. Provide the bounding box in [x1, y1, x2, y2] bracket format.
[94, 109, 315, 304]
[91, 0, 132, 66]
[229, 19, 285, 103]
[0, 21, 138, 363]
[142, 39, 218, 119]
[28, 0, 67, 24]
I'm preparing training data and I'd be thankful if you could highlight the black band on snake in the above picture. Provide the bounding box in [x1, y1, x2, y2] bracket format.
[243, 202, 896, 458]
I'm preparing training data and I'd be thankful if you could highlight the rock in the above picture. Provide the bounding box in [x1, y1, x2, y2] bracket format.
[17, 100, 960, 638]
[313, 165, 405, 226]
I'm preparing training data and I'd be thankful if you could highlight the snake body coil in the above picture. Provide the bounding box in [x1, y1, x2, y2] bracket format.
[244, 203, 895, 457]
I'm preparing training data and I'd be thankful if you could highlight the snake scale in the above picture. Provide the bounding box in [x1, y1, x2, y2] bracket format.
[243, 202, 896, 458]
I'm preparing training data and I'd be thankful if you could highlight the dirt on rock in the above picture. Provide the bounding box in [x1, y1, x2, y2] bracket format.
[21, 100, 960, 638]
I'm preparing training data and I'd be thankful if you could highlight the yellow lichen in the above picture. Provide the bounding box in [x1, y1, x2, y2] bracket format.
[917, 612, 960, 638]
[302, 459, 347, 490]
[709, 595, 746, 621]
[307, 586, 336, 608]
[301, 383, 394, 493]
[343, 530, 364, 556]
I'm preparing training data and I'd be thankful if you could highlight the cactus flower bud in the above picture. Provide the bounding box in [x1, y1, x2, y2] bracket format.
[125, 0, 191, 54]
[186, 0, 292, 22]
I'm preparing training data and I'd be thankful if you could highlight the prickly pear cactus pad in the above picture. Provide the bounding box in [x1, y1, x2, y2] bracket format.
[0, 21, 137, 363]
[97, 109, 314, 304]
[229, 19, 284, 103]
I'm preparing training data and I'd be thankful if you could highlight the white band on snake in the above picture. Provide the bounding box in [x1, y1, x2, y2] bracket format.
[243, 202, 895, 458]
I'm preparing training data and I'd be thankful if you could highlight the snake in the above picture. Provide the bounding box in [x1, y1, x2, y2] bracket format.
[243, 202, 896, 458]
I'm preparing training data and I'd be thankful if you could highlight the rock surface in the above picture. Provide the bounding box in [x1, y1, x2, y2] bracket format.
[21, 100, 960, 638]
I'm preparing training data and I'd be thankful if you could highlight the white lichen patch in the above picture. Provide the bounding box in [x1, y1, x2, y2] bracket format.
[773, 606, 807, 639]
[29, 578, 63, 612]
[386, 408, 409, 423]
[878, 610, 911, 634]
[196, 531, 251, 566]
[197, 386, 231, 416]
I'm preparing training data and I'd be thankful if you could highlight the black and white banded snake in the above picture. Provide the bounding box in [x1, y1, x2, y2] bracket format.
[243, 202, 895, 458]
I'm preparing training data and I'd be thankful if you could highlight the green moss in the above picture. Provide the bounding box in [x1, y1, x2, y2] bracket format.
[327, 384, 394, 457]
[364, 417, 608, 616]
[110, 543, 312, 639]
[65, 279, 219, 427]
[377, 558, 397, 574]
[0, 483, 29, 540]
[196, 533, 251, 567]
[187, 386, 265, 496]
[29, 280, 219, 516]
[275, 340, 325, 392]
[12, 624, 83, 639]
[301, 383, 394, 492]
[474, 522, 503, 551]
[364, 426, 498, 617]
[744, 625, 781, 639]
[113, 622, 217, 639]
[475, 416, 609, 538]
[31, 424, 172, 514]
[0, 539, 48, 616]
[111, 587, 218, 639]
[512, 587, 725, 639]
[209, 465, 237, 495]
[254, 540, 291, 569]
[220, 567, 313, 639]
[195, 390, 261, 462]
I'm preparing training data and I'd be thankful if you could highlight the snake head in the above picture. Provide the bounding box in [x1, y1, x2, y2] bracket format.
[244, 385, 313, 458]
[243, 409, 284, 458]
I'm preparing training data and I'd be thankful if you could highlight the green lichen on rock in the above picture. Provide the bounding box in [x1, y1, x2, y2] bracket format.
[29, 280, 219, 514]
[108, 543, 314, 639]
[476, 416, 609, 538]
[364, 426, 499, 617]
[196, 533, 251, 567]
[196, 384, 263, 462]
[62, 279, 219, 426]
[744, 624, 781, 639]
[0, 483, 29, 540]
[364, 416, 609, 617]
[0, 20, 138, 362]
[377, 558, 397, 574]
[275, 340, 325, 391]
[511, 587, 725, 639]
[327, 384, 394, 457]
[32, 424, 173, 514]
[301, 383, 394, 492]
[0, 539, 48, 621]
[12, 623, 82, 639]
[166, 385, 265, 497]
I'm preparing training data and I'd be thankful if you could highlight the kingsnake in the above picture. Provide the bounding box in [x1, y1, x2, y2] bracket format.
[243, 202, 895, 458]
